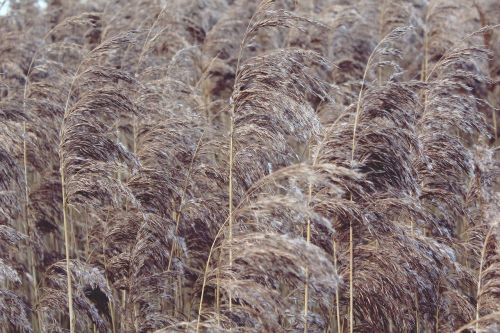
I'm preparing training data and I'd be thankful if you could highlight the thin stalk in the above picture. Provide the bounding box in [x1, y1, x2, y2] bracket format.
[101, 211, 117, 333]
[132, 116, 137, 155]
[435, 307, 439, 332]
[378, 0, 388, 84]
[228, 105, 234, 313]
[196, 226, 227, 333]
[425, 24, 500, 84]
[109, 290, 117, 333]
[347, 59, 370, 333]
[434, 281, 441, 333]
[195, 169, 269, 332]
[493, 110, 497, 143]
[222, 8, 252, 317]
[351, 49, 375, 161]
[304, 230, 310, 332]
[23, 121, 41, 331]
[419, 2, 432, 124]
[475, 223, 496, 331]
[197, 4, 290, 330]
[167, 132, 205, 271]
[135, 5, 169, 74]
[216, 250, 223, 326]
[165, 53, 223, 272]
[69, 207, 76, 259]
[453, 311, 500, 333]
[416, 307, 419, 333]
[349, 30, 395, 333]
[84, 211, 90, 259]
[411, 223, 420, 332]
[306, 109, 350, 332]
[333, 239, 341, 333]
[121, 289, 127, 331]
[20, 29, 67, 330]
[304, 168, 313, 332]
[303, 100, 341, 331]
[421, 14, 429, 82]
[164, 65, 221, 316]
[348, 220, 353, 333]
[59, 59, 84, 333]
[59, 163, 74, 333]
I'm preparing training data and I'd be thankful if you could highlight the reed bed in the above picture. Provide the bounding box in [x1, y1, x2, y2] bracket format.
[0, 0, 499, 332]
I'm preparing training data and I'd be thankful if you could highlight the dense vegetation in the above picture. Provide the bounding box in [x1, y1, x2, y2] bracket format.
[0, 0, 499, 332]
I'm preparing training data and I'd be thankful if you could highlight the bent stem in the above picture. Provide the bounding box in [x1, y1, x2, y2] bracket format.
[195, 162, 273, 332]
[349, 28, 399, 332]
[59, 59, 84, 333]
[166, 54, 224, 273]
[453, 311, 500, 333]
[196, 223, 228, 333]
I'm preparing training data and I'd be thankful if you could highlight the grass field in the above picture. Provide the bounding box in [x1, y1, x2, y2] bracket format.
[0, 0, 499, 332]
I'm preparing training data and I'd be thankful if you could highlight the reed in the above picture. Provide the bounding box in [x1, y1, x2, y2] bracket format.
[0, 0, 498, 332]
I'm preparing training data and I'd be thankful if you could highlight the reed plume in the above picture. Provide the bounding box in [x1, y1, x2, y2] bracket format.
[0, 1, 498, 332]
